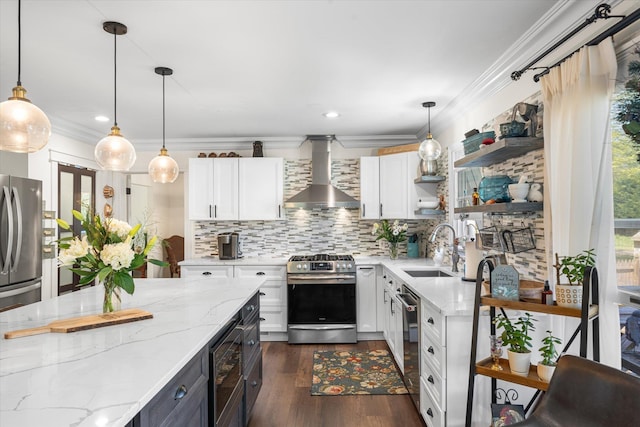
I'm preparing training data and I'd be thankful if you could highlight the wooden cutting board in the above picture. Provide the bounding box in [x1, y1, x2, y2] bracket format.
[4, 308, 153, 339]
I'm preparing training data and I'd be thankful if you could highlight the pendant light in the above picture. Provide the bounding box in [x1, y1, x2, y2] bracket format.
[148, 67, 179, 183]
[418, 101, 442, 176]
[94, 21, 136, 171]
[0, 0, 51, 153]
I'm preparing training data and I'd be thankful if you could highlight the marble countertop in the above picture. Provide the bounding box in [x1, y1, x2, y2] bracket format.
[0, 277, 264, 427]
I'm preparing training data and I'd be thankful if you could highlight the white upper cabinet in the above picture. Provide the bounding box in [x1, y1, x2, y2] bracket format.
[238, 157, 284, 220]
[188, 157, 283, 221]
[379, 152, 409, 219]
[360, 156, 380, 219]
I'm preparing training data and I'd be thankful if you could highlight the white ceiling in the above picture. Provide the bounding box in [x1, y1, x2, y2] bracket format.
[0, 0, 637, 151]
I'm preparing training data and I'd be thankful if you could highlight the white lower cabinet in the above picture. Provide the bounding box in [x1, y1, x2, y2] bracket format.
[234, 265, 287, 333]
[356, 265, 377, 332]
[420, 299, 473, 426]
[380, 267, 404, 372]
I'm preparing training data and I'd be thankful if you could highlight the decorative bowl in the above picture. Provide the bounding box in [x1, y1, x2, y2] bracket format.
[508, 183, 530, 203]
[499, 120, 527, 138]
[417, 198, 439, 209]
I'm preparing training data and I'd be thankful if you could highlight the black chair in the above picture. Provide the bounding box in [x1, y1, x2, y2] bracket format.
[512, 355, 640, 426]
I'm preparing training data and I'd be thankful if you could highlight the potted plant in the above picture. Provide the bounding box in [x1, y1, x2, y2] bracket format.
[371, 219, 408, 259]
[554, 249, 596, 308]
[537, 330, 562, 382]
[494, 312, 537, 376]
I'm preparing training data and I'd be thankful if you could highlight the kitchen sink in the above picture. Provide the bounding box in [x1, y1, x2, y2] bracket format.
[402, 269, 453, 278]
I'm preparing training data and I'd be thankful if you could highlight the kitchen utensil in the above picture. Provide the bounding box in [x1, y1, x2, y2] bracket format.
[499, 120, 527, 138]
[508, 183, 530, 203]
[4, 308, 153, 339]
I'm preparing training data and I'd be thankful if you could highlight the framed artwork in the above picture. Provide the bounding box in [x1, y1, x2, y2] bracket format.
[491, 403, 526, 426]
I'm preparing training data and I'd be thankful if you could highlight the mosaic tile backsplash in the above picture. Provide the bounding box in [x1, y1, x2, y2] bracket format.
[192, 157, 444, 259]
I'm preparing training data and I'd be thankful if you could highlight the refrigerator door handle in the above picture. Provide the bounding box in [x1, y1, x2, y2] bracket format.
[1, 185, 13, 274]
[10, 186, 23, 272]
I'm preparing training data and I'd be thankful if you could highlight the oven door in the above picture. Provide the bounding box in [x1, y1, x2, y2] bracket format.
[287, 280, 357, 343]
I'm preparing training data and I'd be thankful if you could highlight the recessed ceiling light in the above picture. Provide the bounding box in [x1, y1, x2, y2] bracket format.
[95, 115, 109, 122]
[323, 111, 340, 119]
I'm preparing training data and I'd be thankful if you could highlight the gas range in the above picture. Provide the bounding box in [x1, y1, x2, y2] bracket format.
[287, 254, 355, 274]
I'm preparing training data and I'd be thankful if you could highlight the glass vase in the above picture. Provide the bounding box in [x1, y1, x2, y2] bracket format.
[102, 279, 122, 313]
[389, 242, 399, 260]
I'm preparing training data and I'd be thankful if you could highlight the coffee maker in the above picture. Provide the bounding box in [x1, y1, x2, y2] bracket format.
[217, 232, 241, 260]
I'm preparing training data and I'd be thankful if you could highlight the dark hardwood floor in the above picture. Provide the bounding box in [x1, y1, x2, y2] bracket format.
[248, 340, 426, 427]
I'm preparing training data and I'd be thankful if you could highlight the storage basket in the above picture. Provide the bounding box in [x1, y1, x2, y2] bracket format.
[501, 227, 535, 254]
[478, 226, 503, 251]
[462, 131, 495, 155]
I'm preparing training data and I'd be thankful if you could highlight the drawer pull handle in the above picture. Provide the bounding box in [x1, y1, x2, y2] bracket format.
[248, 339, 256, 346]
[428, 375, 434, 384]
[260, 317, 266, 321]
[428, 317, 435, 325]
[256, 272, 266, 276]
[251, 380, 259, 387]
[259, 291, 266, 296]
[174, 385, 188, 400]
[427, 408, 434, 418]
[202, 271, 212, 276]
[428, 346, 434, 354]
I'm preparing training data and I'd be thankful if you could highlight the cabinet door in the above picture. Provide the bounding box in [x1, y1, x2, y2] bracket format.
[238, 158, 284, 220]
[379, 153, 408, 219]
[212, 158, 239, 220]
[356, 265, 377, 332]
[360, 156, 380, 219]
[188, 158, 214, 220]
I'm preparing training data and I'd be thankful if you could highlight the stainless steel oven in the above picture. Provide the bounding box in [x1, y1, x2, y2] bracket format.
[398, 285, 420, 410]
[210, 316, 244, 427]
[287, 254, 357, 344]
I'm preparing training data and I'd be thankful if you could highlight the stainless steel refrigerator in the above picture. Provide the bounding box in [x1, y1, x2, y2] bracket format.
[0, 175, 42, 310]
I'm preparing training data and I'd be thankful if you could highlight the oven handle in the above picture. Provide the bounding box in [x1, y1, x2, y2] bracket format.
[287, 274, 356, 282]
[288, 325, 355, 331]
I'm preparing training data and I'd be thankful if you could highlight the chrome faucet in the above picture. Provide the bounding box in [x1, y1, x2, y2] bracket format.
[430, 223, 460, 273]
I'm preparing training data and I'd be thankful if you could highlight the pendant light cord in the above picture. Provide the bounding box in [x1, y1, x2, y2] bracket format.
[427, 105, 431, 134]
[16, 0, 21, 86]
[113, 30, 118, 127]
[162, 74, 166, 149]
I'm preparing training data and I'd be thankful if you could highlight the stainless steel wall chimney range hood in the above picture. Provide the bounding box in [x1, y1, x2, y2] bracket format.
[283, 135, 359, 209]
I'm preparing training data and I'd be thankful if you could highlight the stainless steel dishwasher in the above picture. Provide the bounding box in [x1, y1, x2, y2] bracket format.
[398, 285, 420, 410]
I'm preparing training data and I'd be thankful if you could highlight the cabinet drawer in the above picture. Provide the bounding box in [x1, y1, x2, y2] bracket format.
[139, 349, 207, 427]
[422, 300, 444, 347]
[242, 293, 260, 320]
[259, 308, 287, 332]
[244, 352, 263, 421]
[180, 265, 233, 279]
[235, 265, 286, 280]
[157, 375, 208, 427]
[243, 321, 261, 365]
[421, 356, 446, 408]
[422, 328, 446, 378]
[258, 283, 286, 306]
[420, 377, 445, 427]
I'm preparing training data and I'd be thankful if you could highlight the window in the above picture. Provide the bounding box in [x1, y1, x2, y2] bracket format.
[612, 40, 640, 375]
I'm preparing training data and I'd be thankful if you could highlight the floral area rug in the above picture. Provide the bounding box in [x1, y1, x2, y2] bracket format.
[311, 349, 408, 396]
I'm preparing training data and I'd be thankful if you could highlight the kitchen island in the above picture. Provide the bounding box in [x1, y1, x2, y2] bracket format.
[0, 276, 264, 427]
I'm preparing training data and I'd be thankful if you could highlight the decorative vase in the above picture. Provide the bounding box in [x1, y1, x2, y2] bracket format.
[507, 349, 531, 377]
[389, 242, 399, 260]
[102, 279, 122, 313]
[537, 363, 556, 382]
[555, 284, 582, 309]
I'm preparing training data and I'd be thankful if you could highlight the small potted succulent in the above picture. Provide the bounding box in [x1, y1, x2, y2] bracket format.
[494, 312, 536, 376]
[537, 330, 562, 382]
[554, 249, 596, 308]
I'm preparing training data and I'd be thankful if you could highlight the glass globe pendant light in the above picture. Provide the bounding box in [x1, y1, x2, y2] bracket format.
[418, 101, 442, 176]
[148, 67, 179, 183]
[0, 0, 51, 153]
[94, 21, 136, 171]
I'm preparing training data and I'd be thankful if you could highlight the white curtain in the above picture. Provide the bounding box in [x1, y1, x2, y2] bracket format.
[541, 37, 620, 367]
